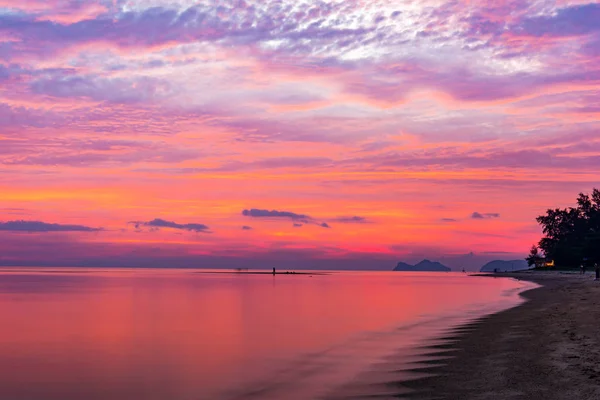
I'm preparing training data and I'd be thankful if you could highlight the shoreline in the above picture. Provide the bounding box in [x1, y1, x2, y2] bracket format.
[395, 271, 600, 399]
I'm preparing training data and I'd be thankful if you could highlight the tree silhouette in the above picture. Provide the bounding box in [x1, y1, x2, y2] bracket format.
[534, 188, 600, 267]
[525, 245, 544, 267]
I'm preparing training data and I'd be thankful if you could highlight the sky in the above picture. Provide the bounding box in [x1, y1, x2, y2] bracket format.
[1, 0, 599, 270]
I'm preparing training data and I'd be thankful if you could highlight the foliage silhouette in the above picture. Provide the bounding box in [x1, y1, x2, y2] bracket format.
[525, 245, 545, 267]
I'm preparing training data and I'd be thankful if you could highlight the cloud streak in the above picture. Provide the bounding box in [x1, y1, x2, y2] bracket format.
[0, 220, 101, 232]
[331, 216, 370, 223]
[471, 212, 501, 219]
[132, 218, 210, 233]
[242, 208, 331, 228]
[242, 209, 309, 220]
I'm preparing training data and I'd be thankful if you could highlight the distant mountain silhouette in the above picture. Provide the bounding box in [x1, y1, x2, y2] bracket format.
[394, 261, 414, 270]
[393, 259, 451, 272]
[480, 259, 530, 272]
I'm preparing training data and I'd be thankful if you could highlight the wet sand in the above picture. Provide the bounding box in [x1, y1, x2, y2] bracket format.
[398, 271, 600, 399]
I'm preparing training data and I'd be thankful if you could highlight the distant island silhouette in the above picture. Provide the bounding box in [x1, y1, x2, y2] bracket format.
[480, 260, 530, 272]
[393, 259, 451, 272]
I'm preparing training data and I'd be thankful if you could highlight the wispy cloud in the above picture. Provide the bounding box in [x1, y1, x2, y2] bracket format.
[331, 216, 370, 223]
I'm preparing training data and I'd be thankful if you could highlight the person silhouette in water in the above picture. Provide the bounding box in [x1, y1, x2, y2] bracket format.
[272, 267, 276, 275]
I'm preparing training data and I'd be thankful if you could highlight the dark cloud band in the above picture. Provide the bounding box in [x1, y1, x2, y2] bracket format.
[242, 209, 309, 220]
[471, 212, 500, 219]
[0, 220, 101, 232]
[132, 218, 210, 232]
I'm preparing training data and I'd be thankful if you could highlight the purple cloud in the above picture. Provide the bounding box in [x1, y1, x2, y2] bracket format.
[0, 220, 101, 232]
[132, 218, 210, 233]
[30, 74, 173, 104]
[3, 0, 599, 111]
[2, 136, 201, 166]
[583, 37, 600, 57]
[242, 208, 331, 228]
[355, 146, 600, 171]
[0, 64, 10, 81]
[242, 209, 309, 220]
[214, 157, 334, 172]
[0, 102, 64, 129]
[331, 216, 370, 223]
[517, 3, 600, 37]
[4, 150, 199, 166]
[471, 212, 500, 219]
[0, 2, 389, 58]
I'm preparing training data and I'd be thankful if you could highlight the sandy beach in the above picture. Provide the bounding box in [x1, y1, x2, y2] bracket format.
[398, 271, 600, 399]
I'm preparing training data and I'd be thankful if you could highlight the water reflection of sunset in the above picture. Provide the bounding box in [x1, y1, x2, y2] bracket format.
[0, 269, 533, 399]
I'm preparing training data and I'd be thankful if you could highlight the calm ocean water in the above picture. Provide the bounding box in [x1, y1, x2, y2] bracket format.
[0, 268, 535, 399]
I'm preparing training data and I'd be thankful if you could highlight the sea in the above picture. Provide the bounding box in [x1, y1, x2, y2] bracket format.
[0, 268, 536, 400]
